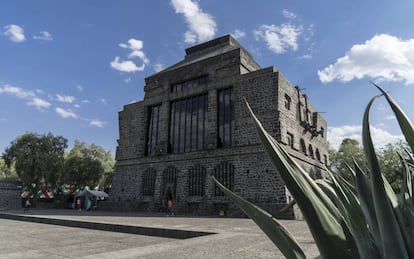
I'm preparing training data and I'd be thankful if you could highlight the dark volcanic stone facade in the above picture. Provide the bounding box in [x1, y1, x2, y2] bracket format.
[0, 181, 21, 210]
[107, 35, 328, 218]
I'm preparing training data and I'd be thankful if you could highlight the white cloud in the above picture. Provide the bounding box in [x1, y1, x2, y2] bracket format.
[0, 85, 35, 99]
[3, 24, 25, 42]
[76, 85, 83, 92]
[328, 124, 404, 150]
[0, 84, 51, 110]
[119, 38, 150, 64]
[27, 98, 51, 109]
[56, 94, 76, 103]
[89, 119, 105, 128]
[124, 78, 131, 83]
[154, 64, 165, 73]
[101, 98, 107, 105]
[254, 23, 303, 54]
[33, 31, 53, 41]
[171, 0, 217, 44]
[112, 38, 149, 73]
[318, 34, 414, 85]
[55, 107, 77, 119]
[110, 56, 145, 73]
[231, 29, 246, 39]
[282, 10, 297, 19]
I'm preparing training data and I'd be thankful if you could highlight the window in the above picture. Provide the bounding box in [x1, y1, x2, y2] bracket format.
[188, 165, 206, 196]
[171, 75, 208, 93]
[284, 94, 291, 110]
[320, 127, 325, 137]
[146, 104, 161, 156]
[309, 144, 314, 159]
[217, 87, 234, 148]
[312, 112, 318, 126]
[169, 94, 208, 153]
[324, 154, 328, 165]
[214, 162, 235, 196]
[163, 167, 178, 197]
[142, 168, 156, 196]
[287, 132, 294, 148]
[300, 139, 307, 154]
[316, 149, 321, 161]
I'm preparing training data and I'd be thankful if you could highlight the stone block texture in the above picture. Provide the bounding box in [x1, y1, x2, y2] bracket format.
[106, 35, 329, 218]
[0, 181, 22, 210]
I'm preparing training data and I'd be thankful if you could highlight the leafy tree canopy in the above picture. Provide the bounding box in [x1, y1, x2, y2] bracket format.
[63, 140, 114, 189]
[329, 138, 410, 192]
[2, 132, 67, 191]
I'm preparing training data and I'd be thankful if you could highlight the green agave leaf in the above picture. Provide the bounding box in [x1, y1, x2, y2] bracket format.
[394, 153, 414, 258]
[353, 160, 380, 246]
[276, 199, 297, 217]
[328, 170, 380, 258]
[373, 83, 414, 154]
[362, 93, 409, 258]
[246, 101, 357, 259]
[211, 176, 306, 259]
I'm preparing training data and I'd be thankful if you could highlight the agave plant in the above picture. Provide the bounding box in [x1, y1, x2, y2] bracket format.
[212, 84, 414, 259]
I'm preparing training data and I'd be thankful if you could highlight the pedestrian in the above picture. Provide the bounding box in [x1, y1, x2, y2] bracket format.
[24, 199, 31, 213]
[77, 198, 81, 211]
[167, 199, 173, 216]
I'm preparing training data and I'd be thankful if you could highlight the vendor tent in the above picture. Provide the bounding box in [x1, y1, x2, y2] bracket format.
[77, 190, 108, 198]
[76, 190, 108, 210]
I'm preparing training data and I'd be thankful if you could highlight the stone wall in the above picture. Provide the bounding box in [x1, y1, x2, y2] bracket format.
[0, 181, 22, 210]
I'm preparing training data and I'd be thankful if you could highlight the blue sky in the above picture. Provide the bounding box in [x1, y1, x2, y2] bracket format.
[1, 0, 413, 154]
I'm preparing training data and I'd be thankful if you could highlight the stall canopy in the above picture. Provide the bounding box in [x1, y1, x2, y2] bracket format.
[76, 190, 108, 198]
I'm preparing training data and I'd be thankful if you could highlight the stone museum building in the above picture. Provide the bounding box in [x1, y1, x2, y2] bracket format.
[106, 35, 328, 218]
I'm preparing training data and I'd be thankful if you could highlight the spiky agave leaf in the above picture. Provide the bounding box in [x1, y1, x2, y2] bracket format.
[373, 83, 414, 153]
[245, 100, 358, 259]
[211, 176, 306, 259]
[327, 170, 381, 258]
[393, 153, 414, 258]
[362, 93, 409, 258]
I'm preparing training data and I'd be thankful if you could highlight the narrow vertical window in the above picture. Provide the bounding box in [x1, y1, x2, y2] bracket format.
[300, 139, 307, 154]
[188, 165, 206, 196]
[142, 168, 156, 196]
[284, 94, 291, 110]
[214, 162, 235, 196]
[316, 149, 321, 161]
[146, 104, 161, 156]
[218, 87, 234, 148]
[287, 132, 294, 148]
[309, 144, 314, 159]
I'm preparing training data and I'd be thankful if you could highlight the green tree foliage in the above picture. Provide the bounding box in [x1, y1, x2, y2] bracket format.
[330, 139, 409, 192]
[0, 158, 18, 180]
[329, 138, 368, 182]
[63, 140, 113, 189]
[377, 141, 409, 192]
[2, 132, 67, 192]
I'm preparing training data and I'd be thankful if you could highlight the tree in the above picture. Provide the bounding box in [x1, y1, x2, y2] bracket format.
[329, 138, 368, 182]
[330, 138, 409, 192]
[0, 158, 17, 180]
[377, 141, 409, 192]
[63, 140, 113, 189]
[2, 132, 67, 194]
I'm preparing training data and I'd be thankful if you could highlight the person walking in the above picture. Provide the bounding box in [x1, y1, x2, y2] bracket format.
[167, 199, 173, 216]
[24, 199, 31, 213]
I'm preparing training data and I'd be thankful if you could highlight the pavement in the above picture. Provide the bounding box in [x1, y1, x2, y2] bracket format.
[0, 209, 319, 259]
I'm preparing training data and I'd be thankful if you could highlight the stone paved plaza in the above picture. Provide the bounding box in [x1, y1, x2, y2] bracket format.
[0, 209, 318, 258]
